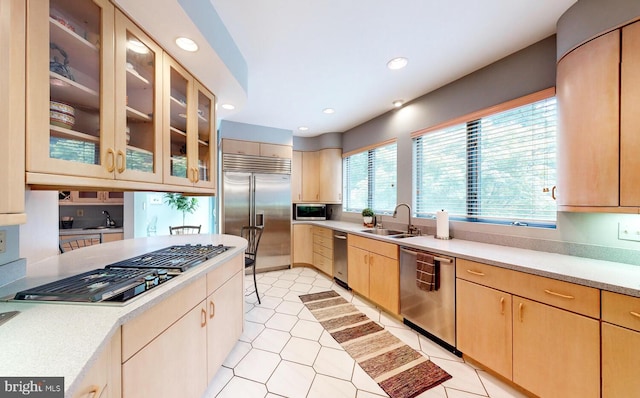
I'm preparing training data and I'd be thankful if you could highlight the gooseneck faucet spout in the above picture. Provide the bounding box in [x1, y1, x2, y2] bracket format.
[102, 210, 114, 227]
[393, 203, 419, 235]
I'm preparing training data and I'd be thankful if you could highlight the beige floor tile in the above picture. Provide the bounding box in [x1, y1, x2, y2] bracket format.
[308, 374, 357, 398]
[272, 279, 295, 288]
[202, 366, 233, 398]
[318, 329, 343, 349]
[252, 328, 291, 353]
[222, 340, 252, 368]
[256, 295, 283, 310]
[296, 275, 316, 284]
[384, 324, 421, 350]
[234, 348, 281, 383]
[476, 370, 528, 398]
[275, 300, 304, 315]
[266, 360, 315, 398]
[216, 376, 267, 398]
[431, 357, 488, 396]
[280, 336, 321, 366]
[313, 346, 355, 380]
[415, 384, 448, 398]
[290, 319, 324, 341]
[263, 286, 290, 298]
[239, 320, 265, 343]
[264, 312, 299, 332]
[418, 335, 464, 362]
[289, 282, 313, 293]
[245, 306, 275, 323]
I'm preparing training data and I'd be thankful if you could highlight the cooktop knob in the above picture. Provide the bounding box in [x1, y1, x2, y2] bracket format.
[144, 275, 156, 289]
[157, 269, 168, 281]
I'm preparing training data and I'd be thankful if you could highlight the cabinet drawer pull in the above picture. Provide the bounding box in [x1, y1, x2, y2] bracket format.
[87, 386, 100, 398]
[544, 289, 574, 300]
[116, 150, 126, 173]
[106, 148, 116, 172]
[466, 269, 485, 276]
[201, 308, 207, 327]
[193, 167, 200, 183]
[630, 311, 640, 319]
[210, 300, 215, 319]
[500, 297, 505, 315]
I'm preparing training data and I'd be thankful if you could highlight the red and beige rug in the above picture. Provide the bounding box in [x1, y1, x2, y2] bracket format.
[299, 290, 452, 398]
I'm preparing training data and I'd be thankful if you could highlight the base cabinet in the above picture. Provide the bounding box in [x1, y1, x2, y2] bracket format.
[456, 259, 600, 398]
[312, 226, 333, 276]
[347, 234, 398, 314]
[73, 328, 121, 398]
[292, 224, 313, 265]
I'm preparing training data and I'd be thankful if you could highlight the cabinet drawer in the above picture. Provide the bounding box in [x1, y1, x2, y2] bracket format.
[222, 139, 260, 156]
[207, 255, 243, 295]
[313, 252, 333, 275]
[456, 259, 514, 292]
[313, 233, 333, 249]
[511, 271, 600, 318]
[72, 342, 110, 398]
[121, 277, 207, 361]
[313, 242, 333, 258]
[312, 226, 333, 240]
[348, 234, 398, 260]
[602, 290, 640, 332]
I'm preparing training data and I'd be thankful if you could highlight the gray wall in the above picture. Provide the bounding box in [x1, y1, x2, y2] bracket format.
[293, 133, 342, 152]
[219, 120, 293, 146]
[557, 0, 640, 59]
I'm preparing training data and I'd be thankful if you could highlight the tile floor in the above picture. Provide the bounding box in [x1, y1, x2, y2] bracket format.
[201, 267, 528, 398]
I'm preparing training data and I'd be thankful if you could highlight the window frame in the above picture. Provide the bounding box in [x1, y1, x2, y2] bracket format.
[411, 88, 557, 228]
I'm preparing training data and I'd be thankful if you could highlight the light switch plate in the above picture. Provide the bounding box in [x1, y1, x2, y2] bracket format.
[0, 230, 6, 253]
[618, 222, 640, 242]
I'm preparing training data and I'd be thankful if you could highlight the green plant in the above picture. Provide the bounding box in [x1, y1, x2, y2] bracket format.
[361, 208, 375, 217]
[164, 193, 199, 226]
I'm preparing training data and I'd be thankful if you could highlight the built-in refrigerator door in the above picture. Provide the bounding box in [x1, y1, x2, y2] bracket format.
[254, 173, 291, 271]
[222, 172, 251, 237]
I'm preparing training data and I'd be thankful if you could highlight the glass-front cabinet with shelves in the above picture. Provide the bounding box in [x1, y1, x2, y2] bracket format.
[114, 9, 162, 183]
[163, 55, 216, 190]
[27, 0, 115, 179]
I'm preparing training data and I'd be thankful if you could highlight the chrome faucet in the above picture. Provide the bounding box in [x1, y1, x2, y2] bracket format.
[393, 203, 420, 235]
[102, 210, 114, 227]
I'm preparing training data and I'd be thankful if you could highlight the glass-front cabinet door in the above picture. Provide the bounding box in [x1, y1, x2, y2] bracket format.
[26, 0, 115, 180]
[193, 82, 216, 190]
[114, 10, 162, 183]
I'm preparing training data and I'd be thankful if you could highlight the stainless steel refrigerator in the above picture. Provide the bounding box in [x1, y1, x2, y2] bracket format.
[222, 154, 291, 272]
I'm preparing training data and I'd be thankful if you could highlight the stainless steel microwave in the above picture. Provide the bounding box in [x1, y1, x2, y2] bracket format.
[295, 204, 327, 220]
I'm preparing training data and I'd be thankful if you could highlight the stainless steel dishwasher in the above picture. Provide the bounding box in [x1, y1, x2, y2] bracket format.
[400, 246, 458, 354]
[333, 232, 348, 289]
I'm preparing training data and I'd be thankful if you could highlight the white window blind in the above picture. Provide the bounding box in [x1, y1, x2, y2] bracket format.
[413, 96, 557, 224]
[343, 141, 397, 214]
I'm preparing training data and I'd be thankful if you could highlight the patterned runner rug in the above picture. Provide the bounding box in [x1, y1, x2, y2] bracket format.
[299, 290, 452, 398]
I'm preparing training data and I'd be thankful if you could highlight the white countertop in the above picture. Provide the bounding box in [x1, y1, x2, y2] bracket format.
[59, 227, 124, 236]
[0, 234, 247, 398]
[299, 220, 640, 297]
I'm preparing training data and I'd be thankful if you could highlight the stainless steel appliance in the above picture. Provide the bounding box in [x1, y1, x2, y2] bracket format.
[333, 231, 348, 288]
[399, 246, 458, 354]
[13, 244, 230, 303]
[295, 204, 327, 220]
[222, 153, 291, 272]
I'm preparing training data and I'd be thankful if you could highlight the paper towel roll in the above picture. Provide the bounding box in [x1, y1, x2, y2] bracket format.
[436, 209, 449, 239]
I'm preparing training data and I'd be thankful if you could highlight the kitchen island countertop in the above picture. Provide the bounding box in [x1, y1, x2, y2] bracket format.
[296, 220, 640, 297]
[0, 234, 247, 398]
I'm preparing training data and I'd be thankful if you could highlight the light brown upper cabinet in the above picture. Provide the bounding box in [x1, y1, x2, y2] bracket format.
[27, 0, 116, 181]
[0, 0, 26, 226]
[558, 21, 640, 213]
[163, 55, 216, 191]
[114, 9, 163, 183]
[292, 149, 342, 204]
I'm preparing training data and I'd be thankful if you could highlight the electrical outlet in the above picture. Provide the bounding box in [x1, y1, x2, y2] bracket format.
[0, 230, 6, 253]
[618, 222, 640, 242]
[76, 209, 84, 217]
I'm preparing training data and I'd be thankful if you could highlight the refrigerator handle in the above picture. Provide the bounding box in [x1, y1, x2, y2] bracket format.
[250, 175, 255, 227]
[255, 211, 264, 228]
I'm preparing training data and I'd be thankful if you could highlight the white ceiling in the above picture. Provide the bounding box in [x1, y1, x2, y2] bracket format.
[118, 0, 577, 138]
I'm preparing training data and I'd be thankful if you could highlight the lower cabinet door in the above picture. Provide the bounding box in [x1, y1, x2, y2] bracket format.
[122, 302, 208, 398]
[347, 245, 369, 297]
[512, 297, 600, 398]
[602, 322, 640, 397]
[207, 271, 244, 380]
[456, 279, 512, 379]
[368, 253, 398, 314]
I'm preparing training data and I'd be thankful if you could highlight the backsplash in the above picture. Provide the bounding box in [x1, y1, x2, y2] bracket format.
[58, 205, 124, 229]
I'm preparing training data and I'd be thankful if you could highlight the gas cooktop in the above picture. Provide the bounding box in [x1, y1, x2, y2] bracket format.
[14, 244, 232, 303]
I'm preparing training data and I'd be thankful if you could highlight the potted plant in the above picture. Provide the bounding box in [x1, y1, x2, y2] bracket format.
[362, 208, 375, 227]
[164, 193, 199, 226]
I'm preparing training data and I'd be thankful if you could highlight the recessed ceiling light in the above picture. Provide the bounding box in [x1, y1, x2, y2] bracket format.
[221, 103, 235, 110]
[323, 108, 335, 114]
[127, 39, 149, 54]
[298, 126, 309, 131]
[175, 37, 199, 52]
[387, 57, 408, 70]
[393, 100, 404, 108]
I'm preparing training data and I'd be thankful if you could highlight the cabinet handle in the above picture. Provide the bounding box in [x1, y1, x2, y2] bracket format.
[364, 254, 368, 265]
[466, 269, 485, 276]
[518, 302, 524, 322]
[106, 148, 116, 172]
[193, 167, 200, 183]
[201, 308, 207, 327]
[551, 185, 557, 200]
[544, 289, 574, 300]
[116, 150, 126, 173]
[500, 297, 505, 315]
[87, 386, 100, 398]
[630, 311, 640, 319]
[209, 300, 215, 319]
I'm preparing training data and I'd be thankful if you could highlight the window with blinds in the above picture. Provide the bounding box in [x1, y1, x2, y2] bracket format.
[343, 141, 397, 214]
[413, 95, 557, 225]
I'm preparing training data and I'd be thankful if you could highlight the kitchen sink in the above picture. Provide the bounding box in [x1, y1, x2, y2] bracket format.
[361, 228, 405, 236]
[82, 226, 118, 230]
[389, 233, 418, 239]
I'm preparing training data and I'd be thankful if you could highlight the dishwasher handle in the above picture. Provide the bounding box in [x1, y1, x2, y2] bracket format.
[334, 234, 347, 240]
[400, 247, 453, 264]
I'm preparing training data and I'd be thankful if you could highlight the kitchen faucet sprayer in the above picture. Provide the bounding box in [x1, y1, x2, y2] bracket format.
[102, 210, 115, 227]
